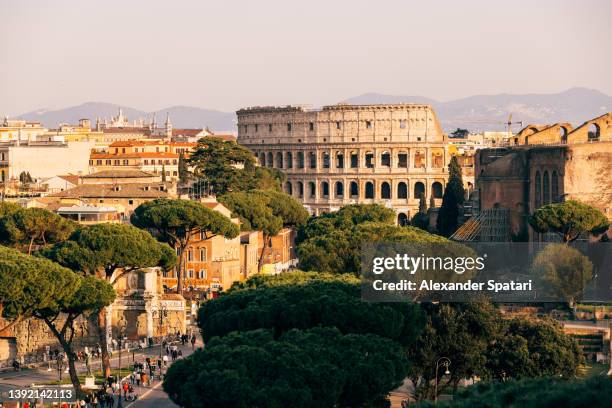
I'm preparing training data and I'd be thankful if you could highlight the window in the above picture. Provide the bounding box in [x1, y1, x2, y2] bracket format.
[244, 125, 248, 133]
[322, 152, 330, 169]
[285, 181, 293, 195]
[96, 159, 102, 165]
[269, 124, 272, 132]
[308, 182, 316, 198]
[336, 152, 344, 168]
[287, 123, 292, 131]
[551, 171, 559, 202]
[335, 181, 344, 198]
[336, 121, 341, 129]
[381, 182, 391, 199]
[276, 152, 283, 168]
[365, 182, 374, 199]
[200, 248, 207, 262]
[198, 269, 207, 279]
[286, 152, 293, 168]
[397, 182, 408, 199]
[399, 120, 406, 129]
[535, 171, 542, 208]
[350, 152, 358, 168]
[128, 200, 134, 205]
[365, 152, 374, 168]
[381, 152, 391, 167]
[309, 152, 317, 169]
[432, 182, 443, 198]
[267, 152, 273, 167]
[187, 269, 194, 279]
[173, 159, 177, 164]
[543, 171, 550, 205]
[350, 181, 359, 198]
[366, 120, 372, 129]
[398, 153, 408, 168]
[298, 181, 304, 198]
[414, 150, 425, 168]
[309, 122, 314, 131]
[187, 249, 193, 261]
[259, 153, 266, 166]
[122, 148, 125, 153]
[322, 182, 329, 198]
[255, 124, 258, 132]
[414, 182, 425, 199]
[200, 230, 206, 240]
[114, 160, 120, 165]
[298, 152, 305, 169]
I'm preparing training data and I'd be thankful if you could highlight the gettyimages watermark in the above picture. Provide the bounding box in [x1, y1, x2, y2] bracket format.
[361, 242, 612, 303]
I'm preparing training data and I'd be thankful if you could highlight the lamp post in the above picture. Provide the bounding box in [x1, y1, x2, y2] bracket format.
[118, 321, 126, 380]
[157, 304, 168, 359]
[434, 357, 451, 405]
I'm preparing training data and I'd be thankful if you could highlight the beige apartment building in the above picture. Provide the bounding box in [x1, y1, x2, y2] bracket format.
[237, 104, 451, 223]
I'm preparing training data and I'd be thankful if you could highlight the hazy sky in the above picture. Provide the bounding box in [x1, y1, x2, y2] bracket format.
[1, 0, 611, 115]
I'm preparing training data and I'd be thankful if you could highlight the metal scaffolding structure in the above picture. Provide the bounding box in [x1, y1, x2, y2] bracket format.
[450, 208, 511, 242]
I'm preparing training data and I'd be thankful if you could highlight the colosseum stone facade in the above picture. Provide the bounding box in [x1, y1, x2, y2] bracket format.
[236, 104, 451, 223]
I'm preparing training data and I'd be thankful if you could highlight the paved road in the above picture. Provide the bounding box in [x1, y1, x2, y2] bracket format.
[0, 335, 202, 407]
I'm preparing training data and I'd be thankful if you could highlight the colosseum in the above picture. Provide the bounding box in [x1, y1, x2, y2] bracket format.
[236, 104, 455, 223]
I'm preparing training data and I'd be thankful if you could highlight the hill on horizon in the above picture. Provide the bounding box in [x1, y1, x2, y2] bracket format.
[12, 88, 611, 133]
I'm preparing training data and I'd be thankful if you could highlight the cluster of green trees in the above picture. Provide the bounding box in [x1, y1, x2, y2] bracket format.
[164, 272, 583, 406]
[295, 204, 447, 274]
[424, 376, 612, 408]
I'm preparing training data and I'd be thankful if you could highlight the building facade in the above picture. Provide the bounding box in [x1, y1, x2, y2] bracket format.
[237, 104, 451, 221]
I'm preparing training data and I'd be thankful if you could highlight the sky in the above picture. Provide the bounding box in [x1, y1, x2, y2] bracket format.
[1, 0, 611, 116]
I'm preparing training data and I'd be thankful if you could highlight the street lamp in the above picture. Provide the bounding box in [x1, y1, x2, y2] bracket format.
[434, 357, 451, 405]
[156, 304, 168, 358]
[118, 322, 126, 379]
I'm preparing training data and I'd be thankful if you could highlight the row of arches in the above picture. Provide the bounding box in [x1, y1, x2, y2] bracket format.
[285, 180, 443, 200]
[534, 170, 560, 209]
[257, 149, 444, 170]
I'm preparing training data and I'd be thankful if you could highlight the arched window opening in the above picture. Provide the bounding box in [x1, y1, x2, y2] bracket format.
[588, 123, 600, 141]
[397, 152, 408, 168]
[543, 171, 550, 205]
[381, 182, 391, 199]
[297, 181, 304, 198]
[267, 152, 273, 168]
[414, 150, 425, 168]
[534, 171, 542, 208]
[350, 181, 359, 198]
[335, 181, 343, 198]
[397, 182, 408, 199]
[350, 152, 359, 168]
[414, 182, 425, 199]
[276, 152, 283, 169]
[308, 181, 316, 198]
[381, 152, 391, 167]
[286, 152, 293, 168]
[259, 152, 265, 167]
[309, 152, 317, 169]
[365, 182, 374, 199]
[285, 181, 293, 195]
[365, 152, 374, 168]
[322, 152, 330, 169]
[398, 213, 408, 227]
[336, 152, 344, 168]
[551, 171, 559, 202]
[432, 182, 443, 199]
[322, 181, 329, 198]
[297, 152, 305, 169]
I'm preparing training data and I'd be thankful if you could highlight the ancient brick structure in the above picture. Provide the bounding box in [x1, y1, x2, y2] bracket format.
[237, 104, 453, 223]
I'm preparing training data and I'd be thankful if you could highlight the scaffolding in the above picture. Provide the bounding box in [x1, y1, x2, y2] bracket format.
[450, 208, 511, 242]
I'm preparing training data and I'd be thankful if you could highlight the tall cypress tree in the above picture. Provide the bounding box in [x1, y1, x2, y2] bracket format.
[411, 192, 429, 230]
[178, 152, 189, 183]
[436, 156, 465, 236]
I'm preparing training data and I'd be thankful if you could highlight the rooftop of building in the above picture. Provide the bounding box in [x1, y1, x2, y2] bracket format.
[82, 169, 157, 178]
[50, 183, 170, 199]
[236, 103, 435, 115]
[57, 205, 118, 214]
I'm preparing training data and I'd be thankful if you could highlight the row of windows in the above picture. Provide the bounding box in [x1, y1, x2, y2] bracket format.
[91, 159, 178, 166]
[534, 170, 560, 208]
[242, 119, 422, 134]
[186, 247, 208, 262]
[285, 180, 443, 200]
[185, 269, 207, 279]
[257, 150, 443, 170]
[114, 147, 171, 154]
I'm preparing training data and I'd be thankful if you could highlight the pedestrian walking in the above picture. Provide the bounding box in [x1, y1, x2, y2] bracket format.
[190, 334, 196, 349]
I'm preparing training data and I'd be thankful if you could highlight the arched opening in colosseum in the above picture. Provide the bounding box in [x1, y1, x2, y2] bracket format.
[534, 171, 542, 209]
[336, 152, 344, 168]
[259, 152, 265, 166]
[322, 152, 330, 169]
[297, 181, 304, 198]
[381, 182, 391, 199]
[588, 123, 600, 141]
[559, 127, 568, 143]
[551, 171, 559, 202]
[350, 181, 359, 198]
[335, 181, 344, 198]
[285, 181, 293, 195]
[267, 152, 273, 167]
[365, 182, 374, 199]
[276, 152, 283, 168]
[397, 182, 408, 199]
[308, 182, 316, 198]
[414, 182, 425, 199]
[322, 181, 330, 198]
[298, 152, 305, 169]
[286, 152, 293, 168]
[397, 152, 408, 168]
[432, 182, 443, 199]
[381, 152, 391, 167]
[309, 152, 317, 169]
[350, 151, 359, 168]
[397, 213, 408, 226]
[431, 150, 444, 168]
[414, 150, 425, 168]
[543, 171, 550, 205]
[365, 151, 374, 168]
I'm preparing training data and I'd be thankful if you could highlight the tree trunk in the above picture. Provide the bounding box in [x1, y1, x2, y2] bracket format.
[42, 317, 84, 398]
[176, 246, 185, 295]
[97, 309, 111, 378]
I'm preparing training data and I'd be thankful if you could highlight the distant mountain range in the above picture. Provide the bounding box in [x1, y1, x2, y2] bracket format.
[13, 87, 612, 132]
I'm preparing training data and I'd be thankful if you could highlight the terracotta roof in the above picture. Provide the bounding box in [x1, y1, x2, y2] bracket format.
[50, 183, 170, 199]
[57, 174, 80, 185]
[91, 152, 180, 159]
[82, 169, 157, 178]
[172, 129, 204, 137]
